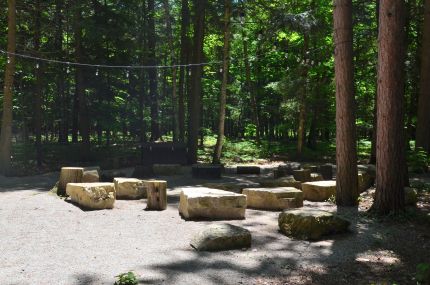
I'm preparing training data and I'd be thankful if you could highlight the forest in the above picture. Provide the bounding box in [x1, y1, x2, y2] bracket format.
[0, 0, 430, 284]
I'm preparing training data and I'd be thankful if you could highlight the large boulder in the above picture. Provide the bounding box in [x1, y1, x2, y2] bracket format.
[405, 187, 418, 206]
[203, 182, 259, 194]
[114, 178, 147, 199]
[293, 169, 311, 182]
[301, 181, 336, 202]
[258, 176, 302, 189]
[190, 224, 251, 251]
[242, 187, 303, 210]
[179, 187, 247, 220]
[278, 209, 350, 240]
[66, 183, 115, 210]
[153, 164, 182, 176]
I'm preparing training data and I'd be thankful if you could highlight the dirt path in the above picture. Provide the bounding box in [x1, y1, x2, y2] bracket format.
[0, 169, 429, 285]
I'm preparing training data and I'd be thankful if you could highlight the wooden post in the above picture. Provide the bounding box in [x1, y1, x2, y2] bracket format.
[145, 180, 167, 210]
[58, 167, 84, 196]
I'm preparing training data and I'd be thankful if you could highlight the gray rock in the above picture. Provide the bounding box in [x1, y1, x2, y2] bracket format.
[191, 224, 251, 251]
[278, 208, 350, 240]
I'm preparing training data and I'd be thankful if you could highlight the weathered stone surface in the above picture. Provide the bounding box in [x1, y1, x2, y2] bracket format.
[179, 187, 247, 220]
[192, 164, 222, 179]
[358, 164, 376, 178]
[404, 187, 418, 206]
[203, 182, 259, 193]
[82, 170, 100, 183]
[310, 173, 323, 182]
[114, 178, 146, 199]
[153, 164, 182, 176]
[66, 183, 115, 210]
[237, 166, 261, 175]
[278, 209, 350, 240]
[301, 181, 336, 202]
[293, 169, 311, 182]
[319, 164, 333, 180]
[358, 171, 374, 193]
[58, 167, 84, 196]
[191, 224, 251, 251]
[242, 187, 303, 210]
[258, 176, 302, 189]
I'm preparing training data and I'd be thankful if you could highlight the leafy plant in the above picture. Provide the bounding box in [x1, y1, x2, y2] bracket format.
[407, 148, 430, 173]
[416, 263, 430, 284]
[114, 272, 138, 285]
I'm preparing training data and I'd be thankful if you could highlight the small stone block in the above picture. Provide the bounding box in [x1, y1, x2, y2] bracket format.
[179, 187, 247, 220]
[191, 224, 251, 251]
[66, 182, 115, 210]
[301, 181, 336, 201]
[237, 166, 261, 175]
[310, 173, 323, 182]
[258, 176, 301, 189]
[319, 164, 333, 180]
[242, 187, 303, 210]
[114, 178, 147, 199]
[279, 209, 350, 240]
[293, 169, 311, 182]
[192, 164, 222, 179]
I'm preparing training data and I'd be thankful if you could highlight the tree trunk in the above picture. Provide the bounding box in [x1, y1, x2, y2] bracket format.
[187, 0, 206, 164]
[212, 0, 232, 164]
[147, 0, 160, 141]
[74, 0, 90, 152]
[34, 0, 43, 167]
[334, 0, 359, 206]
[178, 0, 190, 143]
[0, 0, 16, 175]
[372, 0, 407, 215]
[297, 34, 309, 158]
[416, 0, 430, 153]
[58, 167, 84, 196]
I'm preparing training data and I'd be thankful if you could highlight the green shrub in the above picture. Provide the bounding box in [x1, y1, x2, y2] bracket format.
[408, 148, 429, 173]
[416, 263, 430, 284]
[114, 272, 138, 285]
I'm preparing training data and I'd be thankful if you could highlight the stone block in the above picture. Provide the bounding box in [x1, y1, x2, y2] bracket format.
[191, 224, 251, 251]
[293, 169, 311, 182]
[242, 187, 303, 210]
[301, 181, 336, 201]
[66, 182, 115, 210]
[114, 178, 146, 199]
[153, 164, 182, 176]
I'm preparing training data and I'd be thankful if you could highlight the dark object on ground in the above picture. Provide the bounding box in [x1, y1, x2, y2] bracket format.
[192, 164, 222, 179]
[276, 163, 302, 178]
[140, 142, 188, 165]
[293, 169, 311, 182]
[132, 165, 154, 178]
[319, 164, 333, 180]
[100, 170, 126, 182]
[237, 166, 261, 175]
[190, 224, 251, 251]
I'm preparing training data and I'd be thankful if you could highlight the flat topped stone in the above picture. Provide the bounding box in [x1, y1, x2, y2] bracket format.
[66, 182, 115, 210]
[301, 181, 336, 201]
[203, 182, 260, 193]
[242, 187, 303, 210]
[258, 176, 302, 189]
[114, 178, 146, 199]
[293, 169, 311, 182]
[278, 209, 350, 240]
[310, 173, 323, 182]
[179, 187, 247, 220]
[191, 224, 251, 252]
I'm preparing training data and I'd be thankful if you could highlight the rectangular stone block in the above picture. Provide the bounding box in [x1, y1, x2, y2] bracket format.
[66, 183, 115, 210]
[153, 164, 182, 176]
[192, 164, 222, 179]
[237, 166, 261, 175]
[301, 181, 336, 202]
[242, 187, 303, 210]
[179, 187, 247, 220]
[114, 178, 147, 199]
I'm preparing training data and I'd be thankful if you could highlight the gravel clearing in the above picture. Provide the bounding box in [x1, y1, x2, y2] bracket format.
[1, 168, 429, 285]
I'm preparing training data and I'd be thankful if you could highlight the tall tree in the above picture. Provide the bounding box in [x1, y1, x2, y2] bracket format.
[372, 0, 407, 214]
[147, 0, 160, 141]
[213, 0, 232, 164]
[0, 0, 16, 175]
[34, 0, 43, 167]
[187, 0, 206, 164]
[416, 0, 430, 153]
[334, 0, 358, 206]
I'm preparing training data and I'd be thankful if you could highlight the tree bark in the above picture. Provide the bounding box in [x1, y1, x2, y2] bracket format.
[297, 34, 309, 158]
[334, 0, 359, 206]
[212, 0, 232, 164]
[34, 0, 43, 167]
[416, 0, 430, 153]
[147, 0, 160, 141]
[0, 0, 16, 175]
[145, 180, 167, 210]
[187, 0, 206, 164]
[178, 0, 190, 143]
[372, 0, 407, 215]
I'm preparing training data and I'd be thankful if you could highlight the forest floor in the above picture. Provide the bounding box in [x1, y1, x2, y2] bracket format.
[0, 165, 429, 285]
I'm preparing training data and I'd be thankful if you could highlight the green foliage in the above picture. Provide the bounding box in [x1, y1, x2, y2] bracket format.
[407, 148, 430, 173]
[114, 272, 138, 285]
[416, 263, 430, 284]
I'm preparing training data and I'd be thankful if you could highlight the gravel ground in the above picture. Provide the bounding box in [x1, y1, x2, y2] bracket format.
[0, 167, 429, 285]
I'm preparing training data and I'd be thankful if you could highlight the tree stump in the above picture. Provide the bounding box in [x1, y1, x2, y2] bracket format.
[319, 164, 333, 180]
[58, 167, 84, 196]
[145, 180, 167, 210]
